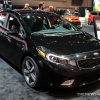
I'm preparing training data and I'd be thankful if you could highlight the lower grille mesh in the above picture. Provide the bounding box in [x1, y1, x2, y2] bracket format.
[78, 57, 100, 69]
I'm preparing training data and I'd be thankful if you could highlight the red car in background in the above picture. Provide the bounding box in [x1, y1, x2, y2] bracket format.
[56, 9, 81, 28]
[88, 11, 100, 25]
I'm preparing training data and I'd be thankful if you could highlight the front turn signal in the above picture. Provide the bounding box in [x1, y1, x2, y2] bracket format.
[37, 49, 46, 58]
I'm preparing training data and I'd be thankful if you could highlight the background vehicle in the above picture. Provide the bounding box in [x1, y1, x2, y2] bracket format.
[56, 9, 81, 28]
[0, 10, 100, 89]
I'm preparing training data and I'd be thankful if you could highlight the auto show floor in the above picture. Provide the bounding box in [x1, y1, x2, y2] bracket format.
[0, 58, 55, 100]
[0, 25, 100, 100]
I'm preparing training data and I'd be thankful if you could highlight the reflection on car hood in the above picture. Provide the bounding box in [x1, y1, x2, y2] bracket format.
[33, 30, 79, 36]
[32, 26, 78, 36]
[31, 31, 100, 55]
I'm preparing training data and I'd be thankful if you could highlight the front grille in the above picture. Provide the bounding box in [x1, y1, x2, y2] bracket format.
[78, 57, 100, 69]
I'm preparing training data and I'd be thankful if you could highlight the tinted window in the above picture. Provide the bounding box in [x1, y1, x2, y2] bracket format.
[8, 16, 20, 33]
[56, 10, 71, 16]
[21, 12, 77, 33]
[48, 15, 76, 31]
[7, 15, 26, 39]
[22, 15, 51, 32]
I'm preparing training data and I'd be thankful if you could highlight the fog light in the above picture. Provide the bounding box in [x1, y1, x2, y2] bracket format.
[68, 60, 76, 66]
[58, 58, 68, 65]
[61, 80, 74, 86]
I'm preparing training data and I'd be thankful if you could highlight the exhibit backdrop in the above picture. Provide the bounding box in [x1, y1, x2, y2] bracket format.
[93, 0, 100, 11]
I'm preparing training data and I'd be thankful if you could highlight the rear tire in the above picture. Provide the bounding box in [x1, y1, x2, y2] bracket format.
[22, 56, 46, 89]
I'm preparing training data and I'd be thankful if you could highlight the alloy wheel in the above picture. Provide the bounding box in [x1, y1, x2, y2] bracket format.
[22, 57, 38, 87]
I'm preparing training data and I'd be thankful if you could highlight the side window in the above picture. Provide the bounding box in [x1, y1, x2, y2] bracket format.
[0, 12, 8, 26]
[8, 16, 20, 33]
[48, 16, 61, 26]
[7, 15, 26, 39]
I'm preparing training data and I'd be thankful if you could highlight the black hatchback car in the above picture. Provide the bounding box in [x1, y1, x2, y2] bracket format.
[1, 9, 100, 89]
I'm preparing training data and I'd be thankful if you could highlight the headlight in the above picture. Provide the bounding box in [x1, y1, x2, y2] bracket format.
[46, 53, 76, 66]
[37, 48, 76, 66]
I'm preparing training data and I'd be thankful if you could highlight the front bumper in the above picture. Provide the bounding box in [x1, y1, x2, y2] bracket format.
[44, 50, 100, 79]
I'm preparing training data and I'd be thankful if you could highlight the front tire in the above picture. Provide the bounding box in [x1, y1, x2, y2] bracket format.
[22, 56, 44, 89]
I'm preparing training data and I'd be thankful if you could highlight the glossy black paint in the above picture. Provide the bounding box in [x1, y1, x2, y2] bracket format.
[32, 31, 100, 55]
[0, 10, 100, 84]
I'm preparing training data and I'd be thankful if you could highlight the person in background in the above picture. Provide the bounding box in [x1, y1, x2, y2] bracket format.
[49, 6, 55, 13]
[74, 7, 80, 16]
[23, 3, 32, 10]
[37, 2, 44, 11]
[66, 9, 71, 14]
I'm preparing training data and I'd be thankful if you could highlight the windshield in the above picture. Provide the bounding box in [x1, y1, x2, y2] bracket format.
[56, 10, 71, 16]
[63, 11, 71, 16]
[22, 13, 78, 33]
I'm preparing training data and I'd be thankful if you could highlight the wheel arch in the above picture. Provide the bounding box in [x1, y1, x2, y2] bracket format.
[20, 52, 44, 70]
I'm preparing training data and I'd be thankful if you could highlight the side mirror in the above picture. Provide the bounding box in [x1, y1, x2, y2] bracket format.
[63, 22, 71, 29]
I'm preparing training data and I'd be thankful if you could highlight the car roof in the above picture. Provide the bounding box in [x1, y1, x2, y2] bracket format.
[13, 9, 58, 16]
[0, 9, 59, 17]
[13, 9, 46, 14]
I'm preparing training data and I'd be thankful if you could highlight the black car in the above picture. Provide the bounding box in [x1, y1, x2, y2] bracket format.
[1, 9, 100, 89]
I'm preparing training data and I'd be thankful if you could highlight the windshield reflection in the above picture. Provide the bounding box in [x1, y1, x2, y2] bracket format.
[22, 13, 78, 33]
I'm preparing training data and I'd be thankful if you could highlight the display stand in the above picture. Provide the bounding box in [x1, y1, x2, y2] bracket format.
[93, 16, 100, 39]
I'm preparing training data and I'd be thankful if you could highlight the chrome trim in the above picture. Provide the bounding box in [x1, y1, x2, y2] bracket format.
[77, 57, 100, 69]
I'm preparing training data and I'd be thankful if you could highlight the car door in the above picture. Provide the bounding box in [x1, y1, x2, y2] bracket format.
[1, 13, 28, 68]
[0, 12, 9, 56]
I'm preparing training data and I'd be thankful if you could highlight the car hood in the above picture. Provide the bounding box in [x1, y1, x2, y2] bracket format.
[31, 30, 100, 55]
